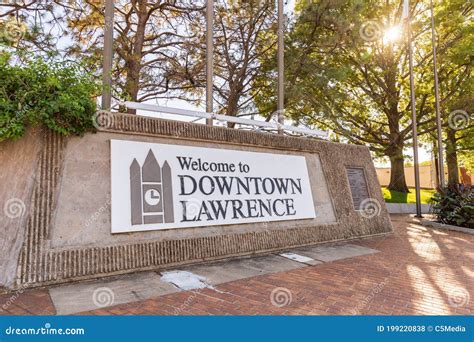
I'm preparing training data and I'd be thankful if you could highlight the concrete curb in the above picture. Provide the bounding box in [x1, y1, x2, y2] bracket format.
[386, 203, 431, 214]
[421, 220, 474, 235]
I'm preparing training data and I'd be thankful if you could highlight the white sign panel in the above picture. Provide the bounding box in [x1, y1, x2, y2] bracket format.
[111, 140, 316, 233]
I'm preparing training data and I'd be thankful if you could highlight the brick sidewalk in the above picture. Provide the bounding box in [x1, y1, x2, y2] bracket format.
[1, 215, 472, 315]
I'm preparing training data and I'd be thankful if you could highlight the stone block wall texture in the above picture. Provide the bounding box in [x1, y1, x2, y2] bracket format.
[0, 128, 43, 288]
[0, 113, 392, 289]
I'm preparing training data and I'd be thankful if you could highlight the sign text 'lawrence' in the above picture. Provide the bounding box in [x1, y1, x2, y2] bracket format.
[111, 140, 316, 233]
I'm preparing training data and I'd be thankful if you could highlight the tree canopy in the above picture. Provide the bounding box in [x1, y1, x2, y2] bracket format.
[1, 0, 472, 190]
[253, 0, 472, 191]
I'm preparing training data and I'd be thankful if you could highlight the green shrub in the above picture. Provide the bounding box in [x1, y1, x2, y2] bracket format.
[0, 53, 98, 141]
[432, 185, 474, 228]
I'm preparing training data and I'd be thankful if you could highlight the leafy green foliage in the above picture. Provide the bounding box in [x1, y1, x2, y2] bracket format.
[432, 185, 474, 228]
[0, 54, 98, 141]
[254, 0, 473, 192]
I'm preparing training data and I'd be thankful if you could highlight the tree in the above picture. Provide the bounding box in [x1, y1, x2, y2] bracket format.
[405, 0, 472, 186]
[60, 0, 204, 112]
[255, 0, 472, 192]
[432, 0, 473, 185]
[210, 0, 276, 126]
[0, 0, 62, 55]
[3, 0, 279, 123]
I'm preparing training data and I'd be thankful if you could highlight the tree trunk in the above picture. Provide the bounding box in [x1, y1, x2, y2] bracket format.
[446, 128, 459, 186]
[225, 83, 242, 129]
[387, 147, 409, 193]
[384, 61, 408, 193]
[124, 1, 148, 114]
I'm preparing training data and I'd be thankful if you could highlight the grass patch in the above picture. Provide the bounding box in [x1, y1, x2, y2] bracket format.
[382, 187, 436, 204]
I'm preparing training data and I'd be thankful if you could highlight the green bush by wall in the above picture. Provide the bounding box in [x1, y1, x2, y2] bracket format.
[432, 185, 474, 228]
[0, 53, 98, 141]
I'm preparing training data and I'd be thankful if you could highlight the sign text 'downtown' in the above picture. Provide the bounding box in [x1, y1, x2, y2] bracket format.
[111, 140, 316, 233]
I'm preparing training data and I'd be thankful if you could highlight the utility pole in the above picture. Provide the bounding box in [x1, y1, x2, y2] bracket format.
[102, 0, 114, 110]
[206, 0, 214, 126]
[277, 0, 284, 134]
[429, 0, 445, 187]
[405, 0, 422, 217]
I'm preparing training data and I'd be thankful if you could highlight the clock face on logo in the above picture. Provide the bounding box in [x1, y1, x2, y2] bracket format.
[144, 188, 161, 206]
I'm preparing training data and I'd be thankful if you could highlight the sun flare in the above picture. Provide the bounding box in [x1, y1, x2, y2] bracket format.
[383, 25, 402, 43]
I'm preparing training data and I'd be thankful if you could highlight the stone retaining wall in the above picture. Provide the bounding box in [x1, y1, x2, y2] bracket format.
[0, 113, 392, 288]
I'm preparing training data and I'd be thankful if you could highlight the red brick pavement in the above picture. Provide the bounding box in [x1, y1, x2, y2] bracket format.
[0, 286, 54, 315]
[1, 215, 473, 315]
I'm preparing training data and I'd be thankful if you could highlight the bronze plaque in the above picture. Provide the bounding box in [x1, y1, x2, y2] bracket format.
[346, 167, 370, 210]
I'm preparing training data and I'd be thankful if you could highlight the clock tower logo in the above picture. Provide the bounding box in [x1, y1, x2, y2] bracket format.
[129, 149, 174, 225]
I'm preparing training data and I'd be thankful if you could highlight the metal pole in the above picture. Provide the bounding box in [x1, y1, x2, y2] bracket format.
[206, 0, 214, 126]
[277, 0, 284, 134]
[429, 0, 445, 188]
[406, 3, 422, 217]
[102, 0, 114, 110]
